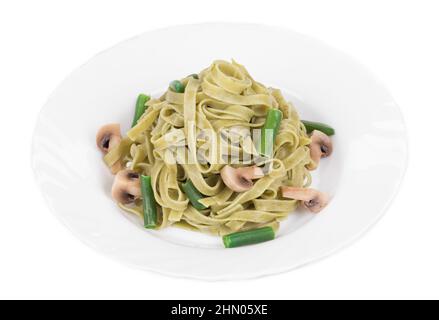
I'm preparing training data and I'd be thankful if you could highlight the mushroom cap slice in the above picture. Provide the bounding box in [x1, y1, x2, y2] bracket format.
[312, 130, 333, 158]
[238, 166, 265, 181]
[303, 192, 330, 213]
[96, 123, 122, 154]
[220, 165, 265, 193]
[111, 169, 141, 204]
[280, 186, 329, 213]
[307, 130, 333, 170]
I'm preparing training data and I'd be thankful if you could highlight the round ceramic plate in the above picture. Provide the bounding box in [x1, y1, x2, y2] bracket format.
[32, 23, 408, 280]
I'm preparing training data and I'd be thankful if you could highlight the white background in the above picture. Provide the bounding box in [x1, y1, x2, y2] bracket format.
[0, 0, 438, 300]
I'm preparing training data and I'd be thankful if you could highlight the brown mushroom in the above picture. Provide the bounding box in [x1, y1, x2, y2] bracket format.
[111, 169, 141, 204]
[220, 165, 265, 193]
[280, 186, 329, 213]
[96, 123, 122, 153]
[306, 130, 333, 170]
[96, 123, 122, 174]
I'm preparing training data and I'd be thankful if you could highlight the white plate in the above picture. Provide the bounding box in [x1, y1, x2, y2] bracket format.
[32, 23, 408, 280]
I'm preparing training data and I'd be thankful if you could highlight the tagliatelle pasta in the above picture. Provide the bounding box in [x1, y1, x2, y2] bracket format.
[99, 60, 327, 238]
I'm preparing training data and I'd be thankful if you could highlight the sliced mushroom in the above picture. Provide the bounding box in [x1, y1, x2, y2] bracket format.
[307, 130, 333, 170]
[220, 165, 265, 193]
[96, 123, 122, 153]
[111, 169, 141, 204]
[280, 186, 329, 213]
[96, 123, 122, 174]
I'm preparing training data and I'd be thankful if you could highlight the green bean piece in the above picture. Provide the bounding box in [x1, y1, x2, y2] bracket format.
[141, 175, 158, 229]
[223, 227, 275, 248]
[181, 180, 207, 211]
[302, 120, 335, 136]
[169, 80, 185, 93]
[259, 109, 283, 157]
[187, 73, 199, 79]
[131, 94, 150, 127]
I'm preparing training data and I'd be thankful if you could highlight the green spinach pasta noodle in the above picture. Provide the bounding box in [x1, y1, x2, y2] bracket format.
[98, 60, 334, 239]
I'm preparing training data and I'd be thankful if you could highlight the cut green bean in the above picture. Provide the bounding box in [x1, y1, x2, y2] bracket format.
[131, 94, 150, 127]
[181, 180, 207, 211]
[141, 175, 157, 229]
[169, 80, 185, 93]
[187, 73, 199, 79]
[223, 227, 275, 248]
[259, 109, 283, 157]
[302, 120, 335, 136]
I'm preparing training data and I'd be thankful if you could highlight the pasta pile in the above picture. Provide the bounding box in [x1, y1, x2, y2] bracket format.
[104, 60, 313, 235]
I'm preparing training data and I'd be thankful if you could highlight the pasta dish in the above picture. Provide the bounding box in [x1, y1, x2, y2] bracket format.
[96, 60, 334, 248]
